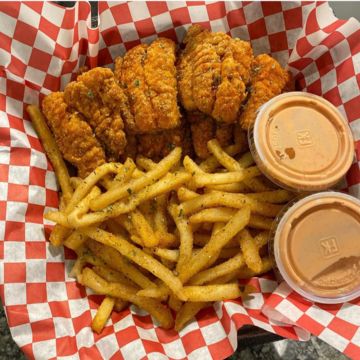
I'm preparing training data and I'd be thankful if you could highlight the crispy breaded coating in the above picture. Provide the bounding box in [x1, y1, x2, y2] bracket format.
[63, 67, 129, 161]
[178, 25, 253, 124]
[42, 92, 106, 178]
[239, 54, 291, 130]
[187, 112, 233, 159]
[115, 38, 180, 134]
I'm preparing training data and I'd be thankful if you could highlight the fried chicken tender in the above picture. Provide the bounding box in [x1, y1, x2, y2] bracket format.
[64, 67, 129, 161]
[178, 25, 253, 124]
[115, 38, 180, 134]
[239, 54, 291, 130]
[42, 92, 105, 178]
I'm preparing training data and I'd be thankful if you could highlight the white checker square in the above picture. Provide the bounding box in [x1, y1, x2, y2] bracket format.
[188, 6, 209, 23]
[243, 2, 264, 23]
[48, 56, 64, 77]
[4, 283, 26, 305]
[118, 23, 139, 42]
[251, 36, 271, 56]
[46, 242, 64, 262]
[273, 50, 290, 68]
[47, 281, 67, 302]
[175, 24, 190, 43]
[57, 28, 75, 48]
[69, 298, 90, 318]
[210, 19, 229, 33]
[19, 3, 41, 28]
[28, 303, 52, 323]
[45, 171, 58, 191]
[97, 334, 119, 359]
[259, 278, 278, 293]
[24, 66, 46, 87]
[223, 301, 247, 318]
[353, 53, 360, 75]
[351, 328, 360, 346]
[54, 317, 75, 338]
[69, 42, 79, 62]
[113, 313, 135, 332]
[58, 355, 80, 360]
[28, 185, 45, 206]
[0, 182, 8, 201]
[25, 222, 45, 242]
[252, 318, 274, 333]
[32, 339, 56, 360]
[108, 43, 126, 61]
[148, 353, 168, 360]
[0, 49, 11, 67]
[265, 13, 285, 34]
[99, 8, 117, 30]
[128, 2, 150, 21]
[337, 303, 360, 326]
[0, 222, 5, 244]
[60, 73, 72, 91]
[10, 129, 30, 148]
[1, 12, 17, 38]
[42, 2, 65, 26]
[178, 317, 200, 336]
[26, 260, 46, 283]
[23, 119, 38, 138]
[0, 262, 3, 284]
[319, 328, 349, 352]
[338, 76, 359, 103]
[225, 2, 243, 12]
[120, 338, 146, 360]
[153, 12, 173, 33]
[331, 42, 351, 67]
[64, 261, 76, 282]
[163, 339, 186, 359]
[188, 347, 212, 360]
[201, 321, 226, 345]
[76, 326, 94, 349]
[6, 201, 27, 222]
[8, 166, 30, 185]
[0, 112, 10, 128]
[88, 42, 98, 58]
[11, 39, 32, 65]
[276, 299, 304, 322]
[167, 2, 186, 10]
[305, 305, 335, 326]
[0, 76, 5, 92]
[137, 326, 158, 342]
[320, 69, 337, 94]
[350, 119, 360, 141]
[33, 31, 56, 56]
[6, 97, 24, 118]
[243, 293, 264, 310]
[10, 324, 32, 347]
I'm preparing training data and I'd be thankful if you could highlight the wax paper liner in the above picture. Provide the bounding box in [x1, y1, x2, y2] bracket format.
[0, 1, 359, 359]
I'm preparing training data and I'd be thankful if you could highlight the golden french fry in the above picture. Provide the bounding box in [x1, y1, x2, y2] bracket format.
[81, 268, 174, 329]
[91, 296, 115, 334]
[249, 215, 274, 230]
[177, 187, 199, 202]
[246, 190, 293, 203]
[182, 283, 243, 302]
[237, 152, 255, 168]
[175, 301, 211, 332]
[130, 209, 159, 247]
[149, 248, 179, 262]
[237, 257, 274, 278]
[70, 177, 82, 190]
[92, 265, 137, 288]
[254, 231, 270, 248]
[238, 229, 262, 273]
[114, 299, 129, 312]
[81, 228, 186, 300]
[63, 230, 87, 251]
[110, 158, 136, 188]
[49, 225, 72, 247]
[206, 182, 249, 193]
[136, 155, 157, 171]
[168, 295, 183, 312]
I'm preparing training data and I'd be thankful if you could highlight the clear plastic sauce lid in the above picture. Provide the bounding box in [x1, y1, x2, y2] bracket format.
[253, 92, 354, 191]
[274, 191, 360, 304]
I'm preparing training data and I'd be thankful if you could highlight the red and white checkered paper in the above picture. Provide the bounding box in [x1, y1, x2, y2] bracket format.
[1, 1, 360, 359]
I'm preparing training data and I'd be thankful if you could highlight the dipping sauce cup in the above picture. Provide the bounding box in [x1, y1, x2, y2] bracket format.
[271, 191, 360, 304]
[248, 92, 354, 192]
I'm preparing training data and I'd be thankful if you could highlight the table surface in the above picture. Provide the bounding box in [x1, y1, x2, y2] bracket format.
[0, 1, 358, 359]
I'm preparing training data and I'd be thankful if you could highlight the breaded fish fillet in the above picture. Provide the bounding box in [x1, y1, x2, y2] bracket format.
[178, 25, 253, 124]
[239, 54, 291, 130]
[115, 38, 180, 134]
[42, 92, 105, 178]
[64, 67, 129, 161]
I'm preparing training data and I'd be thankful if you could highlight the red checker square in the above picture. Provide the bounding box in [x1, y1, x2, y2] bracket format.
[321, 31, 345, 49]
[170, 8, 191, 26]
[63, 246, 77, 260]
[142, 339, 165, 355]
[155, 326, 178, 344]
[181, 329, 206, 354]
[328, 317, 358, 340]
[261, 2, 282, 16]
[1, 2, 20, 17]
[347, 30, 360, 56]
[231, 312, 252, 330]
[307, 79, 322, 96]
[61, 60, 77, 75]
[158, 28, 177, 42]
[336, 58, 355, 84]
[283, 7, 303, 30]
[101, 27, 122, 48]
[8, 56, 27, 78]
[344, 343, 360, 360]
[133, 313, 154, 329]
[297, 314, 324, 336]
[110, 3, 132, 25]
[8, 115, 25, 132]
[29, 167, 46, 187]
[147, 2, 168, 16]
[66, 281, 86, 299]
[7, 183, 28, 203]
[4, 262, 26, 283]
[88, 294, 104, 309]
[197, 306, 218, 327]
[0, 32, 11, 53]
[135, 18, 155, 38]
[10, 147, 31, 166]
[208, 337, 233, 359]
[269, 32, 288, 52]
[115, 327, 139, 347]
[46, 262, 65, 282]
[79, 346, 102, 360]
[49, 300, 71, 318]
[227, 8, 246, 29]
[323, 86, 342, 107]
[45, 189, 60, 208]
[39, 17, 60, 41]
[206, 2, 226, 20]
[43, 74, 61, 93]
[31, 318, 55, 342]
[0, 165, 9, 182]
[6, 80, 25, 102]
[305, 9, 320, 35]
[26, 242, 46, 259]
[26, 283, 47, 304]
[56, 336, 78, 357]
[248, 18, 267, 40]
[13, 21, 38, 47]
[346, 163, 360, 187]
[316, 52, 334, 77]
[54, 43, 72, 60]
[93, 323, 114, 340]
[4, 222, 25, 241]
[0, 242, 3, 259]
[323, 19, 346, 34]
[6, 305, 29, 327]
[186, 1, 205, 5]
[355, 141, 360, 161]
[88, 28, 99, 45]
[272, 324, 299, 340]
[61, 9, 75, 29]
[24, 2, 43, 13]
[0, 94, 6, 112]
[287, 292, 313, 312]
[28, 48, 52, 73]
[296, 37, 313, 57]
[25, 204, 44, 224]
[344, 96, 360, 122]
[72, 311, 92, 333]
[21, 344, 34, 360]
[124, 40, 141, 51]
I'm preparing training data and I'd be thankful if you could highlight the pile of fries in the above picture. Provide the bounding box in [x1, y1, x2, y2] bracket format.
[28, 105, 294, 333]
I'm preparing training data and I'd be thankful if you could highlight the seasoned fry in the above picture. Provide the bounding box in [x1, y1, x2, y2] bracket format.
[177, 187, 199, 202]
[237, 257, 274, 278]
[110, 158, 136, 188]
[182, 283, 243, 302]
[238, 229, 262, 273]
[91, 296, 115, 334]
[130, 209, 159, 247]
[63, 230, 87, 251]
[175, 301, 211, 331]
[246, 190, 293, 203]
